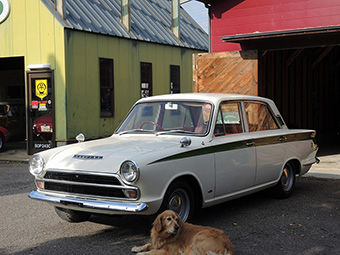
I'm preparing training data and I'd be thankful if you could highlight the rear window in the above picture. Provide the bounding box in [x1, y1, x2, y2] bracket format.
[244, 101, 279, 132]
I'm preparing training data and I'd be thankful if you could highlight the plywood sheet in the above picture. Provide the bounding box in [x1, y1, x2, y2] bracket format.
[193, 50, 258, 95]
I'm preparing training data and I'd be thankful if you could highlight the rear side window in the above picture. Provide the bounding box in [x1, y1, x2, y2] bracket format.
[244, 101, 279, 132]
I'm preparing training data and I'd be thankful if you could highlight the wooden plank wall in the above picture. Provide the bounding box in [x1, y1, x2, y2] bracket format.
[193, 50, 258, 95]
[259, 46, 340, 136]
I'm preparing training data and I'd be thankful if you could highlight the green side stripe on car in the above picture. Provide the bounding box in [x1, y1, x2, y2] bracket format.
[148, 132, 315, 165]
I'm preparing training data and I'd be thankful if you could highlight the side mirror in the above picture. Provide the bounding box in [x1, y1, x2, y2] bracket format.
[76, 133, 85, 143]
[180, 137, 191, 147]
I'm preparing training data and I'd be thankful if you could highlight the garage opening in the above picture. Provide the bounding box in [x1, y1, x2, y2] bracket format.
[193, 45, 340, 153]
[258, 46, 340, 148]
[0, 57, 26, 150]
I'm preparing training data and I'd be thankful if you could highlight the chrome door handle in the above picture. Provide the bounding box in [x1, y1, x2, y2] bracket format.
[246, 140, 255, 147]
[278, 136, 287, 142]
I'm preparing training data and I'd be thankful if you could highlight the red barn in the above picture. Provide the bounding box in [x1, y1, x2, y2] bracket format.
[195, 0, 340, 144]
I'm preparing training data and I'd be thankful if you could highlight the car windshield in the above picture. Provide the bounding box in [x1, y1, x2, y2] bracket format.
[116, 101, 213, 135]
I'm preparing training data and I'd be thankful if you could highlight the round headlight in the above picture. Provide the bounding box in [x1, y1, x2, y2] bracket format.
[29, 154, 45, 177]
[120, 160, 140, 184]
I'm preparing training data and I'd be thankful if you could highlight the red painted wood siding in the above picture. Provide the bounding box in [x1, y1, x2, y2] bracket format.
[211, 0, 340, 52]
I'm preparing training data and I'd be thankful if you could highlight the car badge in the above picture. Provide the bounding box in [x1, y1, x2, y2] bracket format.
[73, 155, 103, 160]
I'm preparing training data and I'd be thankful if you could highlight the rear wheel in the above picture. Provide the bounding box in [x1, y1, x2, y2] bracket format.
[55, 207, 91, 222]
[272, 162, 296, 198]
[160, 181, 194, 222]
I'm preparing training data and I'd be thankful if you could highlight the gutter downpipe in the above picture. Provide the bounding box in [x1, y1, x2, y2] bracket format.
[206, 3, 211, 52]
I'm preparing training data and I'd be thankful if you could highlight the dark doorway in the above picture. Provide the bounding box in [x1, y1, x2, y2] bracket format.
[0, 57, 26, 146]
[170, 65, 180, 94]
[259, 46, 340, 144]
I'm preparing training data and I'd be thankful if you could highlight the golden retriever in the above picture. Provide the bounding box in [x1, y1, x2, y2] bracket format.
[132, 210, 235, 255]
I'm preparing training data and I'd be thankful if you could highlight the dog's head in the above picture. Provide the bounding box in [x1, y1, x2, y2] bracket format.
[153, 210, 183, 235]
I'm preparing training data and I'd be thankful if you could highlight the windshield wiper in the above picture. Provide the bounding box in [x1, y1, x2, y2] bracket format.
[118, 129, 156, 135]
[156, 130, 196, 136]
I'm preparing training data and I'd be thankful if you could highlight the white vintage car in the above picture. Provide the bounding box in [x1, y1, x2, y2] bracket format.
[28, 93, 318, 222]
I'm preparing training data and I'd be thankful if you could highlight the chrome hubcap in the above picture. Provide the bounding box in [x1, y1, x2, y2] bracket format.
[168, 189, 190, 221]
[281, 165, 294, 191]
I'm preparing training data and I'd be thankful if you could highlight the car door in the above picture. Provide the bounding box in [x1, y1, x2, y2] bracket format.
[243, 101, 286, 185]
[213, 101, 256, 197]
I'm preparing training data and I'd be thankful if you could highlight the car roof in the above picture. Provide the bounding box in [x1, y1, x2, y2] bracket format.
[137, 93, 274, 105]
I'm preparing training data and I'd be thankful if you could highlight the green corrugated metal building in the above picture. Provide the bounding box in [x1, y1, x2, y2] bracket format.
[0, 0, 208, 154]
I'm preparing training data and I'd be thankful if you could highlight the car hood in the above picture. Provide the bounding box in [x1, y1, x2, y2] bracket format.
[44, 135, 184, 173]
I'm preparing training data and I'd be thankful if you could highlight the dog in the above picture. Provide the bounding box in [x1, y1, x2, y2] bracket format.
[132, 210, 235, 255]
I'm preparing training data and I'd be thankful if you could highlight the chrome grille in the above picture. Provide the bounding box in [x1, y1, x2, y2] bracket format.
[39, 170, 137, 200]
[44, 182, 125, 198]
[44, 171, 121, 185]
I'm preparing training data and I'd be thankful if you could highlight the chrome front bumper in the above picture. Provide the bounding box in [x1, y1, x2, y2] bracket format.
[28, 191, 148, 214]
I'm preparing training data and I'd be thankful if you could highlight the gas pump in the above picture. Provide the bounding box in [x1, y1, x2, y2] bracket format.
[26, 65, 55, 155]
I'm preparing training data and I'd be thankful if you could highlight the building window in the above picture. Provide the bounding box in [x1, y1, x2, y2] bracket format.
[141, 62, 152, 98]
[170, 65, 180, 94]
[100, 58, 114, 117]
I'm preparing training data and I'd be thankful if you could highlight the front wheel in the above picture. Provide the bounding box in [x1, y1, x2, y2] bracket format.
[55, 207, 91, 222]
[272, 162, 296, 198]
[159, 181, 194, 222]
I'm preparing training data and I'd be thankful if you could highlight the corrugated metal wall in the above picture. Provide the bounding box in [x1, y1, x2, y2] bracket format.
[65, 30, 203, 139]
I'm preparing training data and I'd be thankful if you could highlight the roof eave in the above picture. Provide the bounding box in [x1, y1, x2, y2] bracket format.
[221, 26, 340, 43]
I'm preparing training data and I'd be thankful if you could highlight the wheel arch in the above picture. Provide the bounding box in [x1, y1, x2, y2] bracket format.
[168, 174, 203, 211]
[285, 158, 301, 175]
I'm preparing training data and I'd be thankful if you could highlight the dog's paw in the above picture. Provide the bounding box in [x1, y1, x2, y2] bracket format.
[131, 246, 144, 253]
[131, 246, 139, 252]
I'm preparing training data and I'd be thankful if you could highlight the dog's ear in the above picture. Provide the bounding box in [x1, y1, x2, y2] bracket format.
[176, 212, 184, 226]
[153, 213, 164, 233]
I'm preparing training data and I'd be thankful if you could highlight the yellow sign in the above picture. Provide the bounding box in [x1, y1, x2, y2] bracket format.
[0, 0, 11, 24]
[35, 80, 48, 99]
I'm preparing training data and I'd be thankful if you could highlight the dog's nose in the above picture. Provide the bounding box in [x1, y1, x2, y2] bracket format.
[174, 225, 179, 231]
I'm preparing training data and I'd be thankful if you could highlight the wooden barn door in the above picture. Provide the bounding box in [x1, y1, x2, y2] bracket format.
[193, 50, 258, 96]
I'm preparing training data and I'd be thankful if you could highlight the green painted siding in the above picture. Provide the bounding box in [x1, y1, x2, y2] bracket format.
[1, 0, 206, 143]
[65, 30, 204, 139]
[0, 0, 67, 141]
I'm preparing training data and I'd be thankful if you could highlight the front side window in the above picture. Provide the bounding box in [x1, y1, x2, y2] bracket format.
[214, 101, 243, 136]
[116, 101, 212, 135]
[100, 58, 114, 117]
[244, 101, 279, 132]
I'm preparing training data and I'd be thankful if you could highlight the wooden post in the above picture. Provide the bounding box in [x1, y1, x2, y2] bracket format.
[172, 0, 180, 38]
[121, 0, 130, 32]
[55, 0, 65, 19]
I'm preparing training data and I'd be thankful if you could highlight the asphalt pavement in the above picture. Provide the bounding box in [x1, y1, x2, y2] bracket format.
[1, 161, 340, 255]
[0, 140, 339, 255]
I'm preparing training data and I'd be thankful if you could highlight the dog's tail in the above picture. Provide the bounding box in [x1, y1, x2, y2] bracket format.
[225, 250, 234, 255]
[223, 237, 235, 255]
[224, 246, 235, 255]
